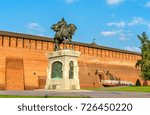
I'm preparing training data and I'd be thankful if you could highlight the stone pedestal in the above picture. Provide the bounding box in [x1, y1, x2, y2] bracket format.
[45, 50, 81, 90]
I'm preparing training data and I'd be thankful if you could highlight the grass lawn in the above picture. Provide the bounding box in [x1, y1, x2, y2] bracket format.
[84, 86, 150, 92]
[0, 95, 90, 98]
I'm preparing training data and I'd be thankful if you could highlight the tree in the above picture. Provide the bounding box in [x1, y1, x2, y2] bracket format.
[136, 32, 150, 81]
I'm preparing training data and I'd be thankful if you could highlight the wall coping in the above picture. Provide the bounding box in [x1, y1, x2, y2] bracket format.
[46, 49, 81, 59]
[0, 30, 141, 55]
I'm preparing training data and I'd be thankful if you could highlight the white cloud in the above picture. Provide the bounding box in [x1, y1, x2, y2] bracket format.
[128, 17, 150, 31]
[125, 46, 140, 52]
[128, 17, 145, 26]
[65, 0, 76, 4]
[107, 21, 125, 28]
[106, 0, 123, 5]
[119, 35, 128, 40]
[145, 1, 150, 8]
[101, 30, 121, 36]
[119, 31, 134, 40]
[27, 22, 45, 36]
[28, 22, 45, 32]
[101, 29, 133, 41]
[28, 23, 39, 29]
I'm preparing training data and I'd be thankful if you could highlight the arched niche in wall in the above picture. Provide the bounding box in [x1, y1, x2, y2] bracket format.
[69, 61, 74, 79]
[51, 61, 63, 79]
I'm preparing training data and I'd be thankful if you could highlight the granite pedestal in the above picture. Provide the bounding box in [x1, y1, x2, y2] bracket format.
[45, 50, 81, 90]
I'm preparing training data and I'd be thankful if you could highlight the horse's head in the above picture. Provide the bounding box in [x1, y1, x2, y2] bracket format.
[67, 24, 77, 35]
[51, 24, 59, 32]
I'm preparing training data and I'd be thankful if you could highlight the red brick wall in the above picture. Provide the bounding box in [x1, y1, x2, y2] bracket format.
[78, 53, 142, 88]
[6, 58, 24, 90]
[0, 33, 144, 90]
[0, 35, 51, 90]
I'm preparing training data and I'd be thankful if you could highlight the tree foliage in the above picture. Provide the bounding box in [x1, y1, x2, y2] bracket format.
[136, 32, 150, 80]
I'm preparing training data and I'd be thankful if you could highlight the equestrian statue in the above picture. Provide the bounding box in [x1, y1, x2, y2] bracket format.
[51, 18, 77, 51]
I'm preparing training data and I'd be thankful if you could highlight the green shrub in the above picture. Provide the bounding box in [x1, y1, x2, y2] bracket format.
[136, 79, 141, 86]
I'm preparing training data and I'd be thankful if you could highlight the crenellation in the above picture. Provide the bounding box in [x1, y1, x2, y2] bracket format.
[129, 54, 131, 60]
[126, 54, 129, 60]
[59, 43, 63, 50]
[102, 50, 105, 57]
[42, 41, 47, 50]
[105, 50, 109, 57]
[10, 37, 17, 48]
[66, 44, 70, 49]
[132, 55, 134, 60]
[122, 53, 125, 59]
[134, 55, 136, 60]
[47, 42, 53, 51]
[97, 49, 102, 57]
[37, 40, 42, 50]
[69, 44, 72, 49]
[79, 46, 85, 54]
[112, 51, 115, 58]
[3, 36, 10, 47]
[41, 41, 43, 50]
[130, 54, 132, 60]
[0, 36, 3, 46]
[130, 54, 133, 60]
[124, 54, 127, 60]
[119, 52, 122, 59]
[116, 52, 119, 58]
[30, 40, 36, 49]
[84, 46, 88, 55]
[89, 47, 93, 55]
[24, 39, 30, 49]
[93, 49, 97, 56]
[74, 45, 79, 51]
[115, 52, 117, 58]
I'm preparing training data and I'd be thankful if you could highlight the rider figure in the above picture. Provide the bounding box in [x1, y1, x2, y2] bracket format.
[51, 18, 76, 51]
[57, 18, 67, 34]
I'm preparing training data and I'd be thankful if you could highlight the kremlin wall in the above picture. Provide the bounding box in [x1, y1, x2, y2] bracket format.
[0, 30, 144, 90]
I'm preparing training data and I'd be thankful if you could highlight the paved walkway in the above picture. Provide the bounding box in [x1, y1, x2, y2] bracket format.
[0, 90, 150, 98]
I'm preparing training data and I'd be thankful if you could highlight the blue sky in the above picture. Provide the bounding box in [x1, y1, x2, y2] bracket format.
[0, 0, 150, 52]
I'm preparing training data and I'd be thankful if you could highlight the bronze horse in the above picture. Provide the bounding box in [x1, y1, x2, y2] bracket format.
[51, 18, 77, 51]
